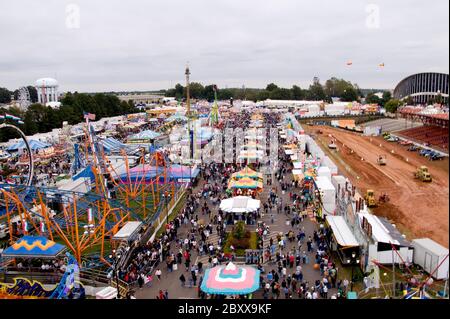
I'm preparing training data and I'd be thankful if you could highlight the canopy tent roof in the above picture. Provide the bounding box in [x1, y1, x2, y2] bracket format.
[128, 130, 161, 141]
[325, 215, 360, 248]
[2, 236, 66, 258]
[99, 137, 138, 154]
[112, 221, 142, 241]
[228, 177, 263, 190]
[165, 114, 188, 123]
[231, 166, 263, 181]
[293, 161, 303, 169]
[285, 149, 295, 155]
[200, 262, 260, 295]
[219, 196, 261, 213]
[7, 139, 51, 151]
[118, 164, 200, 183]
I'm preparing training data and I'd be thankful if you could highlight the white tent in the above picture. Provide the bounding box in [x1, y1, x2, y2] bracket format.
[325, 215, 359, 247]
[293, 161, 302, 169]
[219, 196, 261, 213]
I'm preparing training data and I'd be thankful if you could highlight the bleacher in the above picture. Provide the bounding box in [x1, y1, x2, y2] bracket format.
[396, 126, 449, 151]
[361, 118, 422, 133]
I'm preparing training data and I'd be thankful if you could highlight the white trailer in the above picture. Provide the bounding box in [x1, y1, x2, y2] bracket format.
[412, 238, 449, 280]
[314, 176, 336, 215]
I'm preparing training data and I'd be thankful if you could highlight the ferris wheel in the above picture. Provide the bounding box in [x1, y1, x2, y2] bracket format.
[0, 120, 34, 186]
[17, 86, 31, 110]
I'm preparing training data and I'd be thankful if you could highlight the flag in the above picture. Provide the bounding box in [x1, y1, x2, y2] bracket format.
[5, 113, 13, 119]
[18, 120, 24, 125]
[40, 221, 45, 233]
[0, 115, 5, 120]
[83, 112, 96, 120]
[23, 221, 28, 232]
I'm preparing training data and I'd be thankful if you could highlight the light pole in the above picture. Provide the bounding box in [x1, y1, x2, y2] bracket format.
[109, 249, 122, 299]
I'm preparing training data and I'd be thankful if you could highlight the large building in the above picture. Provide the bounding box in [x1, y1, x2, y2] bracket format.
[35, 77, 59, 104]
[393, 72, 449, 105]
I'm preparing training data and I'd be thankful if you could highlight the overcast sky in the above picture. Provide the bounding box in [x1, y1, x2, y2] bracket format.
[0, 0, 448, 92]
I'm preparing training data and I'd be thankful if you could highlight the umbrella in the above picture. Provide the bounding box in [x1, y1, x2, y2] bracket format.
[200, 262, 260, 295]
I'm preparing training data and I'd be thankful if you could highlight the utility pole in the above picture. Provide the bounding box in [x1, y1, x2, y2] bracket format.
[185, 63, 191, 117]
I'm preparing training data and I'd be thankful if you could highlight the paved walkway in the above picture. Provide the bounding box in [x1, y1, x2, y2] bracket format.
[134, 158, 349, 299]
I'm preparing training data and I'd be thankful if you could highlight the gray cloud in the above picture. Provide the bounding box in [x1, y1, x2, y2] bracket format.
[0, 0, 448, 92]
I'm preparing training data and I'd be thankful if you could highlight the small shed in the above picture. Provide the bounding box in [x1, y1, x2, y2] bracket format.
[412, 238, 449, 280]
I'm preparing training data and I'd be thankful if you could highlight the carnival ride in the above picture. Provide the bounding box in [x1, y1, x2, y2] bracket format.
[0, 120, 34, 186]
[0, 252, 84, 299]
[370, 242, 449, 299]
[0, 115, 179, 268]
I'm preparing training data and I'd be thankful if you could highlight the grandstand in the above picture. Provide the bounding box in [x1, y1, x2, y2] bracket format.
[395, 126, 449, 152]
[361, 118, 422, 134]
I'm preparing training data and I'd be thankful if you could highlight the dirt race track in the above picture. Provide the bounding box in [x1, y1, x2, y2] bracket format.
[304, 125, 449, 247]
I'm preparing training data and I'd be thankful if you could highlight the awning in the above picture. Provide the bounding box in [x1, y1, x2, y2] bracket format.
[326, 215, 359, 248]
[2, 236, 66, 258]
[285, 149, 294, 155]
[112, 221, 142, 241]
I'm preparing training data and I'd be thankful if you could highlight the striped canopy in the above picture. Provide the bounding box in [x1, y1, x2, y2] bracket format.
[231, 166, 263, 181]
[200, 262, 260, 295]
[7, 140, 51, 151]
[228, 177, 263, 190]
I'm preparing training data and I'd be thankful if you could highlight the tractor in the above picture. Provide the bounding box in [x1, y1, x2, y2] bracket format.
[415, 166, 432, 182]
[377, 155, 387, 166]
[365, 189, 377, 208]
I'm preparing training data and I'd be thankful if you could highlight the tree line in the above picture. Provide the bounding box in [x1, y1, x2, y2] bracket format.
[0, 92, 138, 143]
[165, 77, 366, 103]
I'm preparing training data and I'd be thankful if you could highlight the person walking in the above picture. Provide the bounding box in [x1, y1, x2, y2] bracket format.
[179, 273, 186, 287]
[155, 268, 162, 281]
[138, 273, 144, 289]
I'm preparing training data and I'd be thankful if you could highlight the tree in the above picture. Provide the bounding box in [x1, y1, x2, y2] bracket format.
[187, 82, 204, 99]
[0, 87, 12, 104]
[269, 88, 292, 100]
[27, 86, 38, 103]
[384, 99, 401, 113]
[341, 87, 359, 102]
[381, 91, 392, 106]
[404, 96, 414, 106]
[324, 77, 360, 101]
[265, 83, 278, 92]
[365, 92, 381, 105]
[291, 85, 305, 100]
[174, 83, 184, 99]
[306, 81, 326, 101]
